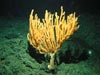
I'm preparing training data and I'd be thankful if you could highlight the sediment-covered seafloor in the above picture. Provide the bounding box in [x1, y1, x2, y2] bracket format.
[0, 13, 100, 75]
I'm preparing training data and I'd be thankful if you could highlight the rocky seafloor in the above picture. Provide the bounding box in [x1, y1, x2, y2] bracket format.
[0, 13, 100, 75]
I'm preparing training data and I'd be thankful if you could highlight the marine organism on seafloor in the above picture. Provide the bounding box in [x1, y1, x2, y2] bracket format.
[27, 6, 79, 70]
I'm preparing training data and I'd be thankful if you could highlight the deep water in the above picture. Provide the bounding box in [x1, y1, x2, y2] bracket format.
[0, 0, 100, 74]
[0, 12, 100, 75]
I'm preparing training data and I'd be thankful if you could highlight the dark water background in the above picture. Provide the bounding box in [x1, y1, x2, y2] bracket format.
[0, 0, 100, 17]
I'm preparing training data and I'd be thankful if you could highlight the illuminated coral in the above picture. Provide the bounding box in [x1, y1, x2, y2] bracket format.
[27, 6, 79, 70]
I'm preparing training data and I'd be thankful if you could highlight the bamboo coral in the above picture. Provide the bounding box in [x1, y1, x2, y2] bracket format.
[27, 6, 79, 70]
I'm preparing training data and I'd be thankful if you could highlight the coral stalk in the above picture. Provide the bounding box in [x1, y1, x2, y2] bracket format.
[48, 53, 55, 70]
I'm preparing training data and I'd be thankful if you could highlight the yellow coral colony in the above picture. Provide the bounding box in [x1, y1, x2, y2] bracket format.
[27, 6, 79, 70]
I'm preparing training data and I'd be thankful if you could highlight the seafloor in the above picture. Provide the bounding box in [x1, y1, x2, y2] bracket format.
[0, 13, 100, 75]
